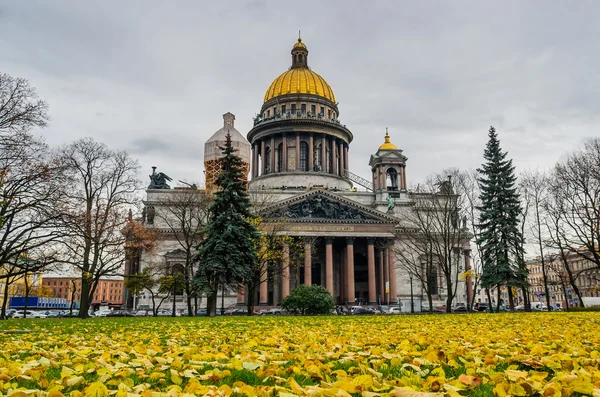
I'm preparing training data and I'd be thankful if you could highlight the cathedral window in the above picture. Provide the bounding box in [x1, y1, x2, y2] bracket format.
[267, 110, 270, 117]
[281, 105, 286, 114]
[320, 106, 324, 116]
[291, 104, 296, 113]
[299, 141, 309, 171]
[301, 104, 306, 113]
[311, 104, 316, 115]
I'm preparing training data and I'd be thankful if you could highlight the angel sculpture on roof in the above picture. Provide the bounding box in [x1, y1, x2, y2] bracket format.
[148, 166, 172, 189]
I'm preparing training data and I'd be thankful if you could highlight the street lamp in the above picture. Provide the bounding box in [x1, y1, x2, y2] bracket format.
[410, 274, 415, 314]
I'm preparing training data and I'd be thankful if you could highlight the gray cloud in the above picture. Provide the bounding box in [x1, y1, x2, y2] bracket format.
[1, 0, 599, 186]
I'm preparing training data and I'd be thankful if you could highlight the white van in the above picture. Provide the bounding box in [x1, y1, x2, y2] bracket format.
[531, 302, 547, 311]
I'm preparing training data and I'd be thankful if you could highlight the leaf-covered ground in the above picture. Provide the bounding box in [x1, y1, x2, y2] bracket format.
[0, 313, 599, 396]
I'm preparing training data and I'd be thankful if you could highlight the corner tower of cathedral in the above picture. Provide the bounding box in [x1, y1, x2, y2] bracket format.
[247, 38, 353, 190]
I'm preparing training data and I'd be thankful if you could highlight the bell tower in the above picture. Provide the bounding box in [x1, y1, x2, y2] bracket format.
[369, 129, 408, 203]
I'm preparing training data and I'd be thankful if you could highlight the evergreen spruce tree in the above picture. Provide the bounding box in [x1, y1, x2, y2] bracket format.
[193, 133, 258, 317]
[477, 126, 524, 311]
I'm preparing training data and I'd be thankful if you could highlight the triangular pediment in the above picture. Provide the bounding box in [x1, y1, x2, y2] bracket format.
[369, 151, 408, 166]
[262, 190, 396, 224]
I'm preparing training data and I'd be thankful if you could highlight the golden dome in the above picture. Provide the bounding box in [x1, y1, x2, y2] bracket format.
[378, 129, 398, 151]
[264, 68, 336, 103]
[293, 37, 307, 50]
[263, 38, 336, 103]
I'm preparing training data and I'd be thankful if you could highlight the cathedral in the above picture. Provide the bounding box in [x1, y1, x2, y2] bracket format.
[132, 38, 472, 313]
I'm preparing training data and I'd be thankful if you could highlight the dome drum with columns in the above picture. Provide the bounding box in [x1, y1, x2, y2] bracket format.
[248, 38, 353, 191]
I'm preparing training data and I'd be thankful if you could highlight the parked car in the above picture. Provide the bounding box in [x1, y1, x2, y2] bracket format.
[452, 306, 468, 313]
[12, 310, 47, 318]
[94, 310, 112, 317]
[106, 310, 133, 317]
[60, 310, 80, 317]
[474, 302, 490, 312]
[4, 309, 17, 318]
[349, 305, 363, 313]
[352, 307, 375, 315]
[135, 310, 148, 317]
[387, 307, 402, 314]
[531, 302, 548, 311]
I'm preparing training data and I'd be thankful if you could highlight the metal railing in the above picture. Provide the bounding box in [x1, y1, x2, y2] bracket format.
[253, 111, 348, 129]
[342, 169, 373, 191]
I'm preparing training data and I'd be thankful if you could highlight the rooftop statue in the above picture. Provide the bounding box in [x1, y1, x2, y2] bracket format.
[148, 166, 172, 189]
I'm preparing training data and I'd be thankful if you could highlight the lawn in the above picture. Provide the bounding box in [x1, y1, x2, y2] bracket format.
[0, 313, 599, 396]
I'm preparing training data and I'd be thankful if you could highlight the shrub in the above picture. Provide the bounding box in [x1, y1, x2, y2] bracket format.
[281, 285, 334, 315]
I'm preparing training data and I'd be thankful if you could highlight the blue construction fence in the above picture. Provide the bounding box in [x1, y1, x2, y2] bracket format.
[9, 296, 73, 309]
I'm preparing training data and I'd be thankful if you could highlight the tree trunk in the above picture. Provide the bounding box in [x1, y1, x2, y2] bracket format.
[1, 277, 11, 319]
[171, 286, 177, 317]
[485, 288, 493, 313]
[560, 280, 570, 311]
[521, 285, 531, 312]
[445, 274, 453, 313]
[208, 282, 218, 317]
[246, 283, 256, 317]
[79, 279, 92, 319]
[496, 286, 502, 312]
[507, 285, 515, 311]
[23, 278, 30, 319]
[427, 291, 433, 313]
[559, 248, 585, 307]
[221, 288, 225, 315]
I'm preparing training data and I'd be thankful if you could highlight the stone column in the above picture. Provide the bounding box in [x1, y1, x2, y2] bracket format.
[345, 237, 355, 305]
[325, 237, 334, 295]
[251, 144, 256, 178]
[378, 248, 384, 304]
[309, 135, 314, 171]
[367, 238, 377, 305]
[321, 134, 326, 172]
[340, 247, 346, 303]
[236, 286, 245, 306]
[332, 138, 337, 175]
[388, 246, 398, 304]
[281, 243, 290, 300]
[383, 246, 389, 303]
[304, 238, 312, 285]
[338, 140, 344, 175]
[270, 136, 275, 174]
[282, 133, 288, 172]
[344, 145, 349, 173]
[295, 134, 300, 171]
[260, 139, 266, 175]
[259, 264, 268, 305]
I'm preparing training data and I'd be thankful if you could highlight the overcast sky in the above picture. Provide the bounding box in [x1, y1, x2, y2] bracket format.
[1, 1, 599, 188]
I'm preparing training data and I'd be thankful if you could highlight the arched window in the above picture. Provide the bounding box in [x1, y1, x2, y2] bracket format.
[264, 146, 271, 174]
[277, 143, 283, 172]
[386, 168, 399, 191]
[299, 141, 309, 171]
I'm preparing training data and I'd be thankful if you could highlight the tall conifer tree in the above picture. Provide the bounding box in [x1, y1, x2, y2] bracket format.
[477, 126, 524, 311]
[193, 133, 258, 317]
